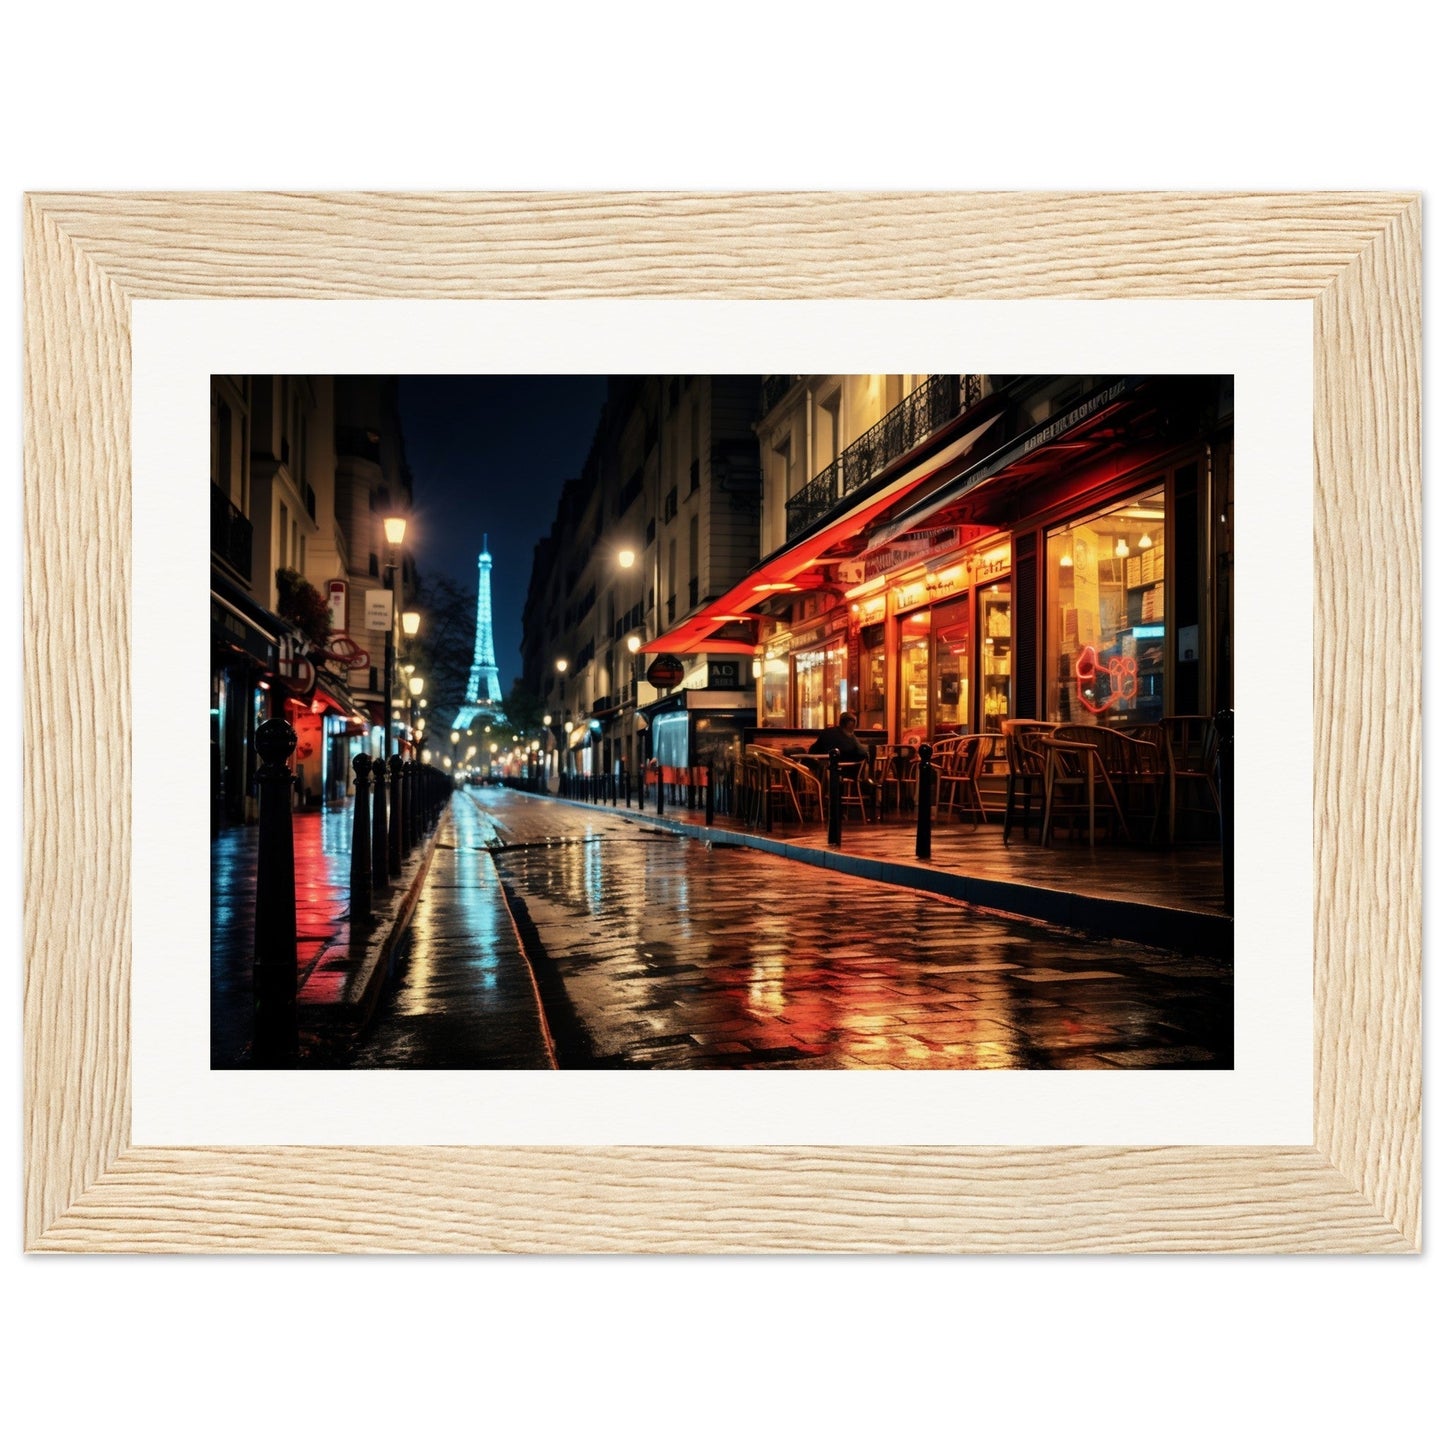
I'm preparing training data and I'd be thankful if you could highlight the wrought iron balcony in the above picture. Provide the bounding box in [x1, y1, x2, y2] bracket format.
[784, 374, 972, 541]
[211, 483, 253, 580]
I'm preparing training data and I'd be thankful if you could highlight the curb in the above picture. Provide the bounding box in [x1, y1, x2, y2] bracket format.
[494, 789, 1230, 959]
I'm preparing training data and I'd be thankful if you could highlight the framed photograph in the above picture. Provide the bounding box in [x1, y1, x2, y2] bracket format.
[23, 192, 1420, 1252]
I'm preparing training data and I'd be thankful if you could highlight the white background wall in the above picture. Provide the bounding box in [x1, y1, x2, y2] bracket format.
[2, 4, 1438, 1442]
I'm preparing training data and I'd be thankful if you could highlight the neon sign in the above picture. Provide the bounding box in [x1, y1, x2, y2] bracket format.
[1074, 645, 1138, 715]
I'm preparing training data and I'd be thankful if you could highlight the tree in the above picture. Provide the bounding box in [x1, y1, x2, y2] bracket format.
[409, 573, 475, 722]
[502, 680, 545, 733]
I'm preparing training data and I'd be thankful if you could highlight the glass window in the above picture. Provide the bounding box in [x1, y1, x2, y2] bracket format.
[898, 610, 931, 740]
[932, 598, 971, 735]
[823, 640, 847, 726]
[1046, 487, 1166, 724]
[979, 581, 1011, 732]
[858, 623, 886, 731]
[761, 656, 789, 725]
[795, 648, 826, 729]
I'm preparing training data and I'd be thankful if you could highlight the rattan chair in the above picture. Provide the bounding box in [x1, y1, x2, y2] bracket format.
[1159, 715, 1221, 842]
[936, 733, 991, 825]
[1001, 720, 1057, 844]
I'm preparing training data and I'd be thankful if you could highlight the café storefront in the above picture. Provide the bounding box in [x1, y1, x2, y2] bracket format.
[643, 376, 1232, 763]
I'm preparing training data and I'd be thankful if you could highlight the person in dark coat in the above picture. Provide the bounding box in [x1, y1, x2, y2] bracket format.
[808, 712, 874, 791]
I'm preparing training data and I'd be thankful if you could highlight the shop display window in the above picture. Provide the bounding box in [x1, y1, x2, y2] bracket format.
[1046, 487, 1166, 724]
[858, 623, 886, 731]
[979, 581, 1012, 732]
[795, 648, 826, 729]
[760, 656, 789, 726]
[931, 598, 970, 734]
[898, 610, 931, 740]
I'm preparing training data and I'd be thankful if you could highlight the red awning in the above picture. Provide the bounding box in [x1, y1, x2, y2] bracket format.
[642, 401, 1005, 656]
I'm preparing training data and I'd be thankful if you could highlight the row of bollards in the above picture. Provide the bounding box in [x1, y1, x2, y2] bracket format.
[251, 716, 453, 1068]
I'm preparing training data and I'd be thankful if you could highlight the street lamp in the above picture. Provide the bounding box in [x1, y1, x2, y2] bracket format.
[617, 548, 636, 569]
[401, 610, 421, 638]
[381, 515, 408, 761]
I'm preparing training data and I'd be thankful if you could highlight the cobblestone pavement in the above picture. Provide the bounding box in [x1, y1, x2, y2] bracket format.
[466, 789, 1232, 1070]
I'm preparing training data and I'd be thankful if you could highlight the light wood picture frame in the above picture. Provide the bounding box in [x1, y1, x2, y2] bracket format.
[23, 192, 1421, 1253]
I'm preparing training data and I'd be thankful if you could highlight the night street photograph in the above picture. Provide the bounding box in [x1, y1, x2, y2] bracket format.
[210, 372, 1234, 1070]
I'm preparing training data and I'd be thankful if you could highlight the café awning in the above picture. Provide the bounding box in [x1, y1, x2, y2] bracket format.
[641, 396, 1006, 656]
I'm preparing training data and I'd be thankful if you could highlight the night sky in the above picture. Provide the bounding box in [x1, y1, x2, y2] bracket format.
[396, 376, 608, 690]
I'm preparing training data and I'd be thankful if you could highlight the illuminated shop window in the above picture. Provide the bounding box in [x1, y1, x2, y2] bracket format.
[931, 597, 970, 735]
[979, 581, 1012, 733]
[1045, 487, 1166, 724]
[761, 656, 789, 726]
[858, 623, 886, 732]
[898, 610, 931, 740]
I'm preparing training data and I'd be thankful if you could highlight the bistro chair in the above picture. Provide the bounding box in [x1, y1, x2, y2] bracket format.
[1001, 720, 1057, 844]
[1112, 723, 1168, 842]
[872, 744, 918, 817]
[1039, 731, 1131, 847]
[1159, 715, 1221, 842]
[935, 733, 991, 825]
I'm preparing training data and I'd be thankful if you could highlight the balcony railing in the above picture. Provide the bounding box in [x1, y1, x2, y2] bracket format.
[784, 374, 972, 541]
[211, 483, 253, 580]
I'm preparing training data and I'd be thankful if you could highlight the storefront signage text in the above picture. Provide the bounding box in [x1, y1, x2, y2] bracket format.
[864, 527, 972, 581]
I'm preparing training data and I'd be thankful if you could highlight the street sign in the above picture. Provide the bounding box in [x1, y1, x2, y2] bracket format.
[326, 578, 347, 635]
[364, 589, 393, 632]
[645, 654, 685, 688]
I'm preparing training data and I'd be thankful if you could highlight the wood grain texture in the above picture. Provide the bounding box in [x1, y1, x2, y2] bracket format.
[21, 191, 1422, 1253]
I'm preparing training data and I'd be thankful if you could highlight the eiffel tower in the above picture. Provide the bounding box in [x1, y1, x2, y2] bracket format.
[453, 535, 505, 730]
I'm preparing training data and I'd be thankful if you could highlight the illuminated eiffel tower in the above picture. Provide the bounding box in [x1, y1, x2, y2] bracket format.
[453, 535, 505, 730]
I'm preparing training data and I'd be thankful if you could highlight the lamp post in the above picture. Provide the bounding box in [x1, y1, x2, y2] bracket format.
[381, 515, 408, 762]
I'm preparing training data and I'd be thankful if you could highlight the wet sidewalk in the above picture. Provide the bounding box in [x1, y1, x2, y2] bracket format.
[211, 804, 354, 1066]
[487, 785, 1230, 957]
[468, 788, 1232, 1069]
[352, 797, 554, 1069]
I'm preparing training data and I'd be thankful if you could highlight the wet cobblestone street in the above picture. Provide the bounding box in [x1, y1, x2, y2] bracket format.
[362, 790, 1231, 1069]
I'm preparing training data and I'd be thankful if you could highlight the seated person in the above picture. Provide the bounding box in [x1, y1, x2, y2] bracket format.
[808, 712, 874, 791]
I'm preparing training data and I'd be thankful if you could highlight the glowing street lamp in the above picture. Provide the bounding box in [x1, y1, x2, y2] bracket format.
[626, 634, 642, 654]
[617, 548, 636, 569]
[402, 610, 421, 637]
[555, 658, 568, 674]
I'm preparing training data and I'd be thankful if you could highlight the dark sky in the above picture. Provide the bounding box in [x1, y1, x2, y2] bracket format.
[396, 376, 608, 689]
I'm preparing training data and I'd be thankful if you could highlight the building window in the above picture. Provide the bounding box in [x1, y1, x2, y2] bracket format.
[761, 656, 789, 725]
[368, 552, 379, 577]
[858, 624, 886, 732]
[1045, 486, 1167, 724]
[931, 597, 971, 735]
[980, 583, 1012, 732]
[899, 610, 931, 741]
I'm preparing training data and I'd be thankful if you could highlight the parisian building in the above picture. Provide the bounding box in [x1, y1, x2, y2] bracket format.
[521, 375, 762, 787]
[209, 375, 416, 826]
[634, 373, 1232, 812]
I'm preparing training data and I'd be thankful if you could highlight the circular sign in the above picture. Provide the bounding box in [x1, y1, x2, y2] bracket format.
[645, 654, 685, 688]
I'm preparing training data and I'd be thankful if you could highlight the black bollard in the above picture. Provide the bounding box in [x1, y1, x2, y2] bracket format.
[350, 753, 373, 924]
[371, 751, 389, 892]
[915, 743, 935, 861]
[1215, 708, 1234, 914]
[388, 755, 403, 876]
[704, 761, 714, 827]
[253, 717, 299, 1066]
[827, 749, 843, 847]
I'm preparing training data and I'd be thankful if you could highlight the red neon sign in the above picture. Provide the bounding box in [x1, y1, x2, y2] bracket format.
[1074, 645, 1137, 715]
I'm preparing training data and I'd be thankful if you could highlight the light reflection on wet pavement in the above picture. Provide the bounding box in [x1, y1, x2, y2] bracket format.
[475, 791, 1232, 1070]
